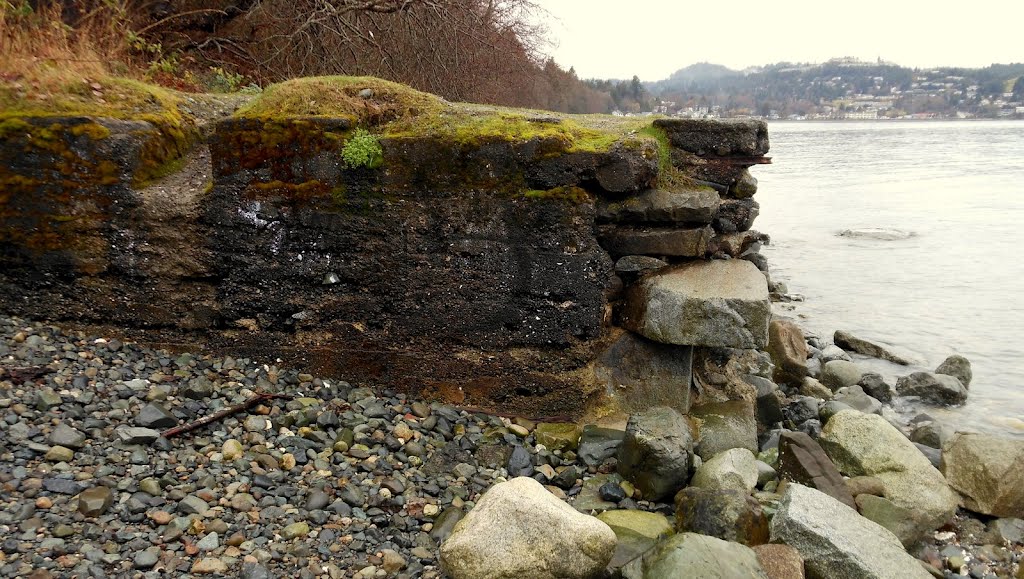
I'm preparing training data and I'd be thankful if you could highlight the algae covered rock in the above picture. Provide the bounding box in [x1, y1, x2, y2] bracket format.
[674, 487, 769, 546]
[534, 422, 582, 452]
[597, 510, 673, 571]
[626, 532, 769, 578]
[819, 410, 958, 541]
[440, 477, 615, 579]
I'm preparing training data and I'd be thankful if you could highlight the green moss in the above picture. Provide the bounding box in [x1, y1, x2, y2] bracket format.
[237, 76, 654, 157]
[135, 154, 186, 187]
[0, 76, 199, 187]
[69, 122, 111, 140]
[0, 118, 33, 139]
[236, 76, 442, 124]
[249, 179, 331, 201]
[638, 125, 672, 173]
[523, 186, 590, 202]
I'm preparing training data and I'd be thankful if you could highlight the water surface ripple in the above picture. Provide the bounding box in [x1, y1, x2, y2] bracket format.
[757, 120, 1024, 436]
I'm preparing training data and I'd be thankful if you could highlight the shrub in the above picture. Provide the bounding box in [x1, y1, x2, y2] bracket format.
[341, 128, 383, 169]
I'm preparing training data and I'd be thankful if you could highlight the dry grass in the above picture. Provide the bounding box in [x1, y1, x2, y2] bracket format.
[0, 1, 160, 112]
[0, 2, 125, 82]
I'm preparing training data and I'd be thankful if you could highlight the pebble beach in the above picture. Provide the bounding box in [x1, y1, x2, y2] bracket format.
[2, 314, 1023, 578]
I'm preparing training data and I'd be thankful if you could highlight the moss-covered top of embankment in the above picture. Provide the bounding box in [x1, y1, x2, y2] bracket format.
[234, 76, 658, 155]
[0, 75, 189, 128]
[0, 75, 202, 186]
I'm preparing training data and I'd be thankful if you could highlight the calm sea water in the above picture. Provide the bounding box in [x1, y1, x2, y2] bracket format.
[756, 120, 1024, 437]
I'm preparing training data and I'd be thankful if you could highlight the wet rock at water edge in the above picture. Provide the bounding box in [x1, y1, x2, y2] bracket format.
[777, 430, 855, 509]
[833, 330, 912, 365]
[895, 372, 968, 406]
[820, 360, 863, 392]
[934, 354, 972, 387]
[819, 410, 958, 541]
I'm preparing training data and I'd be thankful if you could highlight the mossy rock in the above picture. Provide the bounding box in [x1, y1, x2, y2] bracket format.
[0, 77, 199, 187]
[235, 75, 662, 163]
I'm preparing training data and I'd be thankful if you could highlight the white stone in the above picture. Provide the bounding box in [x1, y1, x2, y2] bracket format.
[440, 477, 616, 579]
[690, 447, 759, 493]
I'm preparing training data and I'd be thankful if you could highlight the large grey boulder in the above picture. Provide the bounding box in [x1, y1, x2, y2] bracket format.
[690, 447, 759, 494]
[625, 532, 769, 578]
[594, 332, 693, 415]
[942, 432, 1024, 518]
[597, 186, 720, 224]
[895, 372, 968, 405]
[770, 483, 931, 579]
[621, 260, 770, 349]
[819, 410, 958, 541]
[934, 354, 972, 387]
[617, 407, 694, 502]
[692, 400, 758, 459]
[440, 477, 616, 579]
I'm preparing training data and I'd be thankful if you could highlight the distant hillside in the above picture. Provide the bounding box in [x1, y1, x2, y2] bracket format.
[660, 62, 741, 85]
[646, 58, 1024, 119]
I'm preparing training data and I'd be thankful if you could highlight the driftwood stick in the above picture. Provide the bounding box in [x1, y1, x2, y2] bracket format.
[5, 365, 55, 385]
[161, 391, 293, 439]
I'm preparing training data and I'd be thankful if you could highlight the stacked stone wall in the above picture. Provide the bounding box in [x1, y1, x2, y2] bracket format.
[0, 104, 772, 420]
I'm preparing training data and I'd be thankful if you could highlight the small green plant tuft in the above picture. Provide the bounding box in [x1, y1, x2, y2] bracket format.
[341, 128, 383, 169]
[208, 66, 245, 93]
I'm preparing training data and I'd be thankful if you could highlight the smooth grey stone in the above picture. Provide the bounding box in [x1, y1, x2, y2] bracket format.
[49, 423, 87, 449]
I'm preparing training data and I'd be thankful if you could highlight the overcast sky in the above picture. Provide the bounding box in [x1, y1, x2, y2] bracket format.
[533, 0, 1024, 81]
